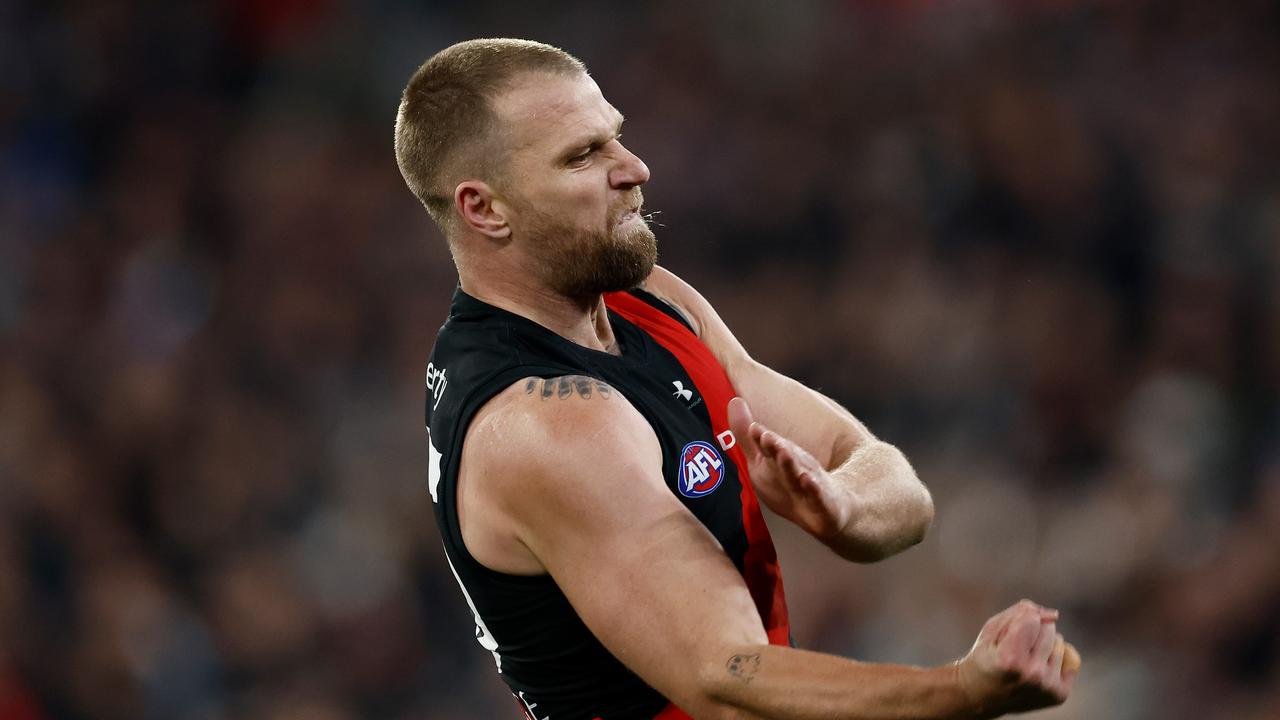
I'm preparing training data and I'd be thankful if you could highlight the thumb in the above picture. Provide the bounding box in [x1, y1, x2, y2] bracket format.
[727, 397, 760, 460]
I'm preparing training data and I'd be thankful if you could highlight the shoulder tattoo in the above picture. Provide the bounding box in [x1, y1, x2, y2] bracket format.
[524, 375, 613, 400]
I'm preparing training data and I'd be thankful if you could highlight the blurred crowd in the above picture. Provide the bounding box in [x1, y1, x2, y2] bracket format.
[1, 1, 1278, 718]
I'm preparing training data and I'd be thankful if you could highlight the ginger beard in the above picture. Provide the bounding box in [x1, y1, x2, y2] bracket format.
[519, 191, 657, 298]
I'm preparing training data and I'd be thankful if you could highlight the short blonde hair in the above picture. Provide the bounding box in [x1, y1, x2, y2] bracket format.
[394, 38, 586, 233]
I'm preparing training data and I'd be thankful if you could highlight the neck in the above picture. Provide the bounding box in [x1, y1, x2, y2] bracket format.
[459, 271, 621, 355]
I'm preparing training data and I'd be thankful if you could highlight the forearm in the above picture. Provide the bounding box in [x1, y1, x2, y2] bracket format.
[712, 356, 933, 561]
[824, 441, 933, 562]
[702, 644, 977, 720]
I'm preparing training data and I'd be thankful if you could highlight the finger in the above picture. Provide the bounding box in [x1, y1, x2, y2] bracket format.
[727, 398, 760, 460]
[769, 432, 814, 469]
[757, 427, 783, 458]
[781, 453, 818, 494]
[1020, 597, 1059, 622]
[1031, 621, 1057, 665]
[1001, 611, 1042, 655]
[992, 603, 1035, 645]
[792, 468, 819, 496]
[783, 452, 824, 496]
[779, 436, 818, 468]
[997, 600, 1056, 641]
[779, 443, 805, 477]
[977, 612, 1008, 645]
[982, 603, 1024, 645]
[1017, 598, 1055, 618]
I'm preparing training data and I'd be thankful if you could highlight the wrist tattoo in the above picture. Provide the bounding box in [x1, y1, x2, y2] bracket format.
[726, 653, 761, 684]
[524, 376, 613, 400]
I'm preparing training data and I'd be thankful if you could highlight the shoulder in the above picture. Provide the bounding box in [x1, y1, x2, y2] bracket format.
[640, 265, 752, 370]
[465, 375, 662, 494]
[639, 265, 705, 336]
[457, 374, 667, 574]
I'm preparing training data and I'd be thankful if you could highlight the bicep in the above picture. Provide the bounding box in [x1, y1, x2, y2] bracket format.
[730, 359, 875, 468]
[491, 390, 768, 714]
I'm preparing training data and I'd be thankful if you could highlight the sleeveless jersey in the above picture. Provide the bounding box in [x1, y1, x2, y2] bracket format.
[426, 287, 790, 720]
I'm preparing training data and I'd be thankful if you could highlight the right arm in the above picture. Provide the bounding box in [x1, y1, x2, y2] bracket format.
[469, 376, 1076, 720]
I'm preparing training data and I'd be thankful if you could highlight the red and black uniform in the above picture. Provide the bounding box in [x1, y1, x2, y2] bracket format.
[426, 287, 790, 720]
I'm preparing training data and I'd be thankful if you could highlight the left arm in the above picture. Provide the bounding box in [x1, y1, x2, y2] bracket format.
[643, 266, 933, 562]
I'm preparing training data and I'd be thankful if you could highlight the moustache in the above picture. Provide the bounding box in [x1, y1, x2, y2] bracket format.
[613, 191, 644, 220]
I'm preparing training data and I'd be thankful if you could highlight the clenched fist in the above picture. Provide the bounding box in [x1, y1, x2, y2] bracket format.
[956, 599, 1079, 718]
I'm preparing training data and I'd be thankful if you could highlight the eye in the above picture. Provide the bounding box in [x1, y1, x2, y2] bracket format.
[566, 134, 621, 168]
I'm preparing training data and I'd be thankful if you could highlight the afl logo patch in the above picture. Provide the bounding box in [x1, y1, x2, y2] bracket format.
[678, 440, 725, 498]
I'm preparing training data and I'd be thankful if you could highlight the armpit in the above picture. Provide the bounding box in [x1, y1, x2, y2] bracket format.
[639, 275, 701, 336]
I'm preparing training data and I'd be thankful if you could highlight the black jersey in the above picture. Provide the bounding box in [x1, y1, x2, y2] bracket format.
[426, 287, 790, 720]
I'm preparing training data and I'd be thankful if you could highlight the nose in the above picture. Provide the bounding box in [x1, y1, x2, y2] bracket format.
[609, 142, 650, 189]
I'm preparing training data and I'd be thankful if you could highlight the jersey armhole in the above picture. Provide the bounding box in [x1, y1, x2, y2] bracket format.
[438, 364, 575, 583]
[627, 288, 697, 335]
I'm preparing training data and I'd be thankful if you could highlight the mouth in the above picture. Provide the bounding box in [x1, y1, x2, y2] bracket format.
[616, 206, 642, 225]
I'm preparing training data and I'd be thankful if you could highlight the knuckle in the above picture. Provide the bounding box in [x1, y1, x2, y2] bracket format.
[997, 651, 1021, 673]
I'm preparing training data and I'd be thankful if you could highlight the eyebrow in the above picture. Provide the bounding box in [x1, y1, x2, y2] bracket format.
[561, 112, 626, 158]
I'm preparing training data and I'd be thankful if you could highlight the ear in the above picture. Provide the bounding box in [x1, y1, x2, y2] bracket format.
[454, 181, 511, 239]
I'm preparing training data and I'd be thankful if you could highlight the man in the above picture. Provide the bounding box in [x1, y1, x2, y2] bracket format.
[396, 38, 1077, 720]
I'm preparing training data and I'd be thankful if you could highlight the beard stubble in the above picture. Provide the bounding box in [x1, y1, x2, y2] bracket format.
[524, 195, 658, 298]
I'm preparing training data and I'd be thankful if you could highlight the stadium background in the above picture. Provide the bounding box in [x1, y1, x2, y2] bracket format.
[2, 1, 1278, 718]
